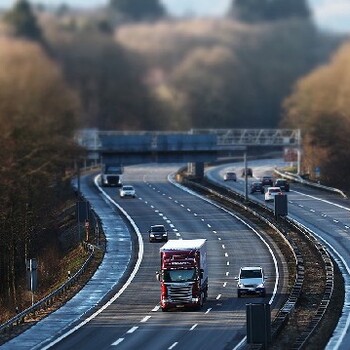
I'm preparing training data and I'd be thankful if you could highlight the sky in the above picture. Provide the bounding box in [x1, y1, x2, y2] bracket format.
[0, 0, 349, 34]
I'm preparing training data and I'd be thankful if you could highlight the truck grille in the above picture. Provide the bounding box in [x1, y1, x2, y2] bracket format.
[168, 284, 192, 302]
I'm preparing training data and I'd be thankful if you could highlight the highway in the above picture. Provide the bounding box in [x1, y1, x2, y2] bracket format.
[3, 159, 350, 349]
[48, 164, 286, 350]
[206, 159, 350, 350]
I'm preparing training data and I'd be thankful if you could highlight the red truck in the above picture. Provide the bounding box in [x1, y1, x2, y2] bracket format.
[158, 239, 208, 311]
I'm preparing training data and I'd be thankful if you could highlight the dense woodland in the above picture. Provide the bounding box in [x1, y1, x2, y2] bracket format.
[0, 0, 349, 314]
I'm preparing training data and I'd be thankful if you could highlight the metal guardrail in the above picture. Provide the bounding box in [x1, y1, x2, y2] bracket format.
[183, 175, 335, 349]
[275, 169, 348, 199]
[0, 185, 104, 338]
[0, 168, 110, 340]
[287, 219, 334, 349]
[0, 243, 94, 336]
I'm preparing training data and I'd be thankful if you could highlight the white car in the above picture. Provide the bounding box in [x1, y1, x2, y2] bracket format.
[236, 266, 266, 298]
[264, 186, 282, 201]
[119, 185, 136, 198]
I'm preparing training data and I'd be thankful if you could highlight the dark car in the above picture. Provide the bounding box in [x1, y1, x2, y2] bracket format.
[274, 178, 290, 192]
[148, 225, 168, 242]
[261, 176, 273, 186]
[242, 168, 253, 177]
[224, 171, 237, 181]
[250, 181, 264, 194]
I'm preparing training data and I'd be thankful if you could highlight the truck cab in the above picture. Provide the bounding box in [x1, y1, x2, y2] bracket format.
[100, 164, 123, 187]
[158, 239, 208, 311]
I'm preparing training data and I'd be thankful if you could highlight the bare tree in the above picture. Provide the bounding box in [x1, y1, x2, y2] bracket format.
[282, 42, 350, 187]
[0, 37, 81, 305]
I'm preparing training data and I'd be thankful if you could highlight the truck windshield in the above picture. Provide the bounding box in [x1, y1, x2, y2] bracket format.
[163, 269, 196, 282]
[106, 166, 120, 173]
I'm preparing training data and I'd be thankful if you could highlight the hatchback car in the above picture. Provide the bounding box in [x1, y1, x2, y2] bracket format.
[274, 178, 290, 192]
[148, 224, 168, 242]
[264, 186, 282, 201]
[224, 171, 237, 181]
[119, 185, 136, 198]
[261, 176, 273, 187]
[250, 181, 264, 194]
[236, 266, 266, 298]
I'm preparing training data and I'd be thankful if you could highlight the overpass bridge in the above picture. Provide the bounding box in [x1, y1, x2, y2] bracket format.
[75, 128, 301, 167]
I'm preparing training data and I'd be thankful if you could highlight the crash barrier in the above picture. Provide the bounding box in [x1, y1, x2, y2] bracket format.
[0, 205, 103, 337]
[287, 219, 334, 349]
[181, 175, 334, 349]
[274, 169, 347, 199]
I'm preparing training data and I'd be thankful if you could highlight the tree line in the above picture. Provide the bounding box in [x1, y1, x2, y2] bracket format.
[282, 43, 350, 188]
[0, 0, 349, 312]
[0, 35, 82, 312]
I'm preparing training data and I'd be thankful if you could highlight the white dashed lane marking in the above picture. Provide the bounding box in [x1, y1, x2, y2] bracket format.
[127, 326, 138, 334]
[112, 338, 124, 346]
[168, 342, 178, 349]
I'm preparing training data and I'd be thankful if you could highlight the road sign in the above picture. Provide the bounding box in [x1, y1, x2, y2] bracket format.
[284, 148, 298, 162]
[26, 258, 38, 292]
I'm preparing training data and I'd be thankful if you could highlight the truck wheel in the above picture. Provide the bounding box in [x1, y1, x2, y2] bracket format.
[237, 291, 241, 298]
[161, 307, 168, 312]
[196, 292, 204, 310]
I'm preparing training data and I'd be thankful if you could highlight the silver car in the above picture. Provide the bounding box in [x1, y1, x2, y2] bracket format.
[119, 185, 136, 198]
[236, 266, 266, 297]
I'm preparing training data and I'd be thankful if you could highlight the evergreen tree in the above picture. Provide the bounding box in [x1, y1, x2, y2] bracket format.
[230, 0, 310, 23]
[4, 0, 43, 42]
[109, 0, 165, 21]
